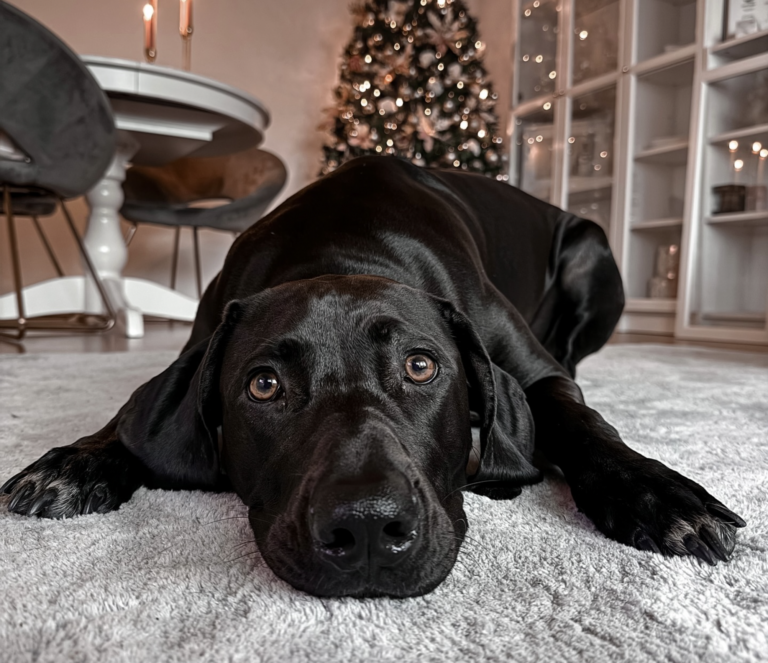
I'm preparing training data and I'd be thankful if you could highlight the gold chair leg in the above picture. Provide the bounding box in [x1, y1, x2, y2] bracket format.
[170, 226, 181, 291]
[192, 226, 202, 298]
[31, 215, 65, 277]
[0, 185, 27, 340]
[125, 222, 138, 246]
[59, 199, 116, 329]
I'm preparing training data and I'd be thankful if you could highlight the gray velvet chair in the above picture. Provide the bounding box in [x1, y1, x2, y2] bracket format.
[0, 1, 117, 340]
[120, 147, 287, 297]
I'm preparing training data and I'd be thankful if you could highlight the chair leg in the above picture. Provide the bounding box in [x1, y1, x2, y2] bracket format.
[125, 222, 138, 246]
[192, 226, 202, 299]
[0, 185, 27, 340]
[170, 226, 181, 291]
[31, 215, 65, 277]
[59, 199, 116, 327]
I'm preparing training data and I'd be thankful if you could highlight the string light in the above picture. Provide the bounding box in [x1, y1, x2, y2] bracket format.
[535, 55, 543, 63]
[729, 140, 739, 151]
[364, 55, 372, 63]
[543, 101, 551, 110]
[396, 98, 403, 107]
[579, 30, 588, 40]
[752, 141, 762, 153]
[478, 129, 486, 138]
[734, 159, 744, 171]
[460, 120, 468, 129]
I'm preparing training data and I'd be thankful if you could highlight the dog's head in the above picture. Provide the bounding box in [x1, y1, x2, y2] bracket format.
[121, 276, 539, 597]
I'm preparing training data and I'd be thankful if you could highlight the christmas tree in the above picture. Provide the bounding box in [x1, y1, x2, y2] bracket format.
[320, 0, 507, 179]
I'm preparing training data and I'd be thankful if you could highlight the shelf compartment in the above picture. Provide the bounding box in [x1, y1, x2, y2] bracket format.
[635, 0, 696, 65]
[631, 217, 683, 230]
[707, 69, 768, 138]
[691, 223, 768, 331]
[635, 140, 689, 165]
[634, 61, 694, 155]
[625, 297, 677, 314]
[710, 28, 768, 62]
[706, 211, 768, 226]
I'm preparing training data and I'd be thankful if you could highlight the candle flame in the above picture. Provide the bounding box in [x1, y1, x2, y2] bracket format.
[143, 3, 154, 20]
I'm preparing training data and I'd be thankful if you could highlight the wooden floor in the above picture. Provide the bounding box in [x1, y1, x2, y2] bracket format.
[1, 324, 766, 355]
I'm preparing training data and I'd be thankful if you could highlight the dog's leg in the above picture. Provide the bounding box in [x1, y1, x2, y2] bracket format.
[3, 309, 237, 519]
[523, 376, 745, 563]
[478, 297, 745, 564]
[1, 418, 147, 518]
[529, 216, 624, 378]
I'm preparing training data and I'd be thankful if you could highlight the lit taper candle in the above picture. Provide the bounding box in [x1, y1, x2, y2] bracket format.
[143, 2, 157, 62]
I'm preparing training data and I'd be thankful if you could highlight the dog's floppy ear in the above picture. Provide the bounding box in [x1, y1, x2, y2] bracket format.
[117, 301, 242, 489]
[435, 299, 542, 499]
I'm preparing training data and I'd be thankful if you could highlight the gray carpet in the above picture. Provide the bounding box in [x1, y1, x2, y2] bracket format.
[1, 345, 766, 662]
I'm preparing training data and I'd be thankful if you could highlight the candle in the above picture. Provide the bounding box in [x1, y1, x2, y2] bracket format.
[729, 139, 738, 173]
[734, 158, 744, 184]
[180, 0, 193, 71]
[180, 0, 193, 37]
[143, 2, 156, 62]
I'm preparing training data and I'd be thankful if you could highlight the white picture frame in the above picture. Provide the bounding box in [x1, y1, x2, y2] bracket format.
[724, 0, 768, 39]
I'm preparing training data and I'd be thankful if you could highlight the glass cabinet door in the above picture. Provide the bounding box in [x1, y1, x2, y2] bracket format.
[513, 103, 556, 202]
[571, 0, 620, 85]
[516, 0, 561, 103]
[566, 85, 617, 231]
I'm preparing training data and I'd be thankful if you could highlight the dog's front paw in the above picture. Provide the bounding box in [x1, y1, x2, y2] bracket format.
[571, 457, 746, 565]
[1, 443, 141, 519]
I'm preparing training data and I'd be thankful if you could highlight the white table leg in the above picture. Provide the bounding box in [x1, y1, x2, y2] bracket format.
[83, 131, 144, 338]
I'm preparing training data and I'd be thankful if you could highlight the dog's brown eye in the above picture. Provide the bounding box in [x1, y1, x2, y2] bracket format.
[249, 372, 280, 401]
[405, 354, 437, 384]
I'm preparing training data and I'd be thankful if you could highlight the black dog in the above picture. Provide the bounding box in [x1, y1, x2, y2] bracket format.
[2, 156, 745, 597]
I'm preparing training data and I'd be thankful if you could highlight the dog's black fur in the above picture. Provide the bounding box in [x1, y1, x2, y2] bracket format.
[2, 157, 745, 597]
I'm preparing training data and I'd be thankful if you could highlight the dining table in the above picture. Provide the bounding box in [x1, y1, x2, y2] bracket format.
[0, 56, 270, 338]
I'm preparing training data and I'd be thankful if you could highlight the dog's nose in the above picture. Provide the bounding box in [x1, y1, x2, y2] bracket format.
[309, 471, 420, 572]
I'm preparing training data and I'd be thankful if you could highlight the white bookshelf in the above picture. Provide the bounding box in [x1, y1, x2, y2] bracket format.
[509, 0, 768, 345]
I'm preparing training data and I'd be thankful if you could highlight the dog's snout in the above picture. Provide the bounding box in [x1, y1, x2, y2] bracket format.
[310, 471, 420, 572]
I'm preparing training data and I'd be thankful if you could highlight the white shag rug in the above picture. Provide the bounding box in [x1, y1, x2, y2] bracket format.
[0, 345, 766, 663]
